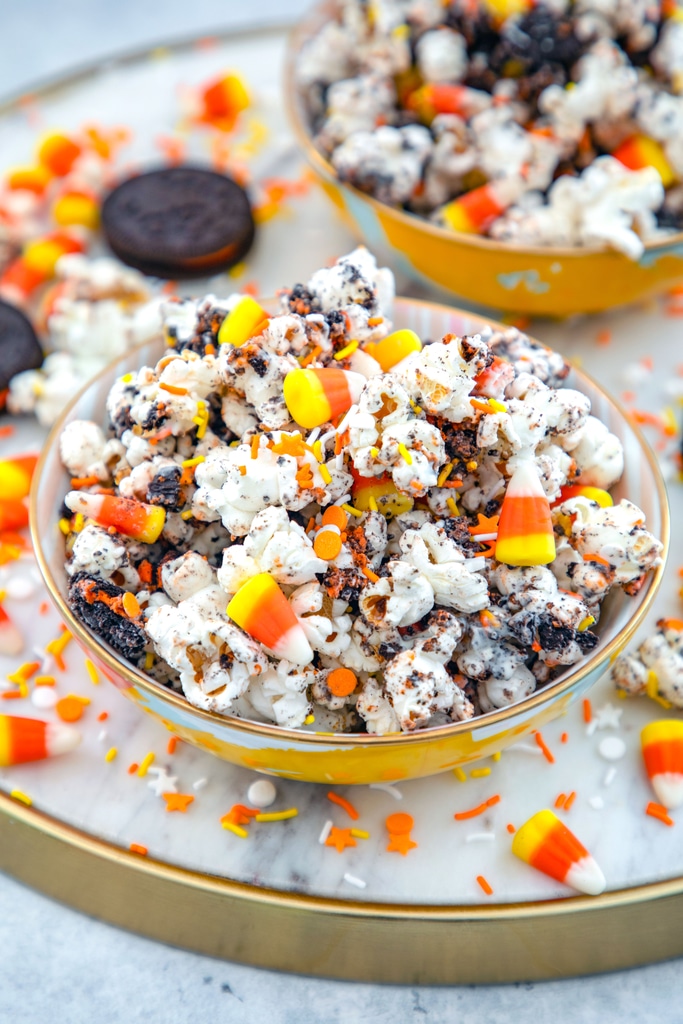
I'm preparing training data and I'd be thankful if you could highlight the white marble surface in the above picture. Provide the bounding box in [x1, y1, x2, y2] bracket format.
[1, 3, 683, 1021]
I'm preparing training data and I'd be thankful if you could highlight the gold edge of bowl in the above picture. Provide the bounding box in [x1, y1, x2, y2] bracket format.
[282, 2, 683, 261]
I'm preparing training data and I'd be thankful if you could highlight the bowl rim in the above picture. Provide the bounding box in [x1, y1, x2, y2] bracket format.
[284, 0, 683, 261]
[31, 295, 670, 747]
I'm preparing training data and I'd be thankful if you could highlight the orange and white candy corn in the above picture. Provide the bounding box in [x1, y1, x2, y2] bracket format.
[439, 178, 521, 235]
[52, 190, 100, 230]
[0, 605, 23, 656]
[217, 295, 269, 347]
[37, 133, 82, 177]
[512, 809, 606, 895]
[612, 134, 676, 188]
[6, 165, 52, 195]
[227, 572, 313, 666]
[64, 492, 166, 544]
[495, 461, 556, 566]
[641, 720, 683, 809]
[0, 713, 80, 766]
[406, 83, 489, 124]
[350, 467, 414, 518]
[283, 367, 365, 430]
[552, 484, 613, 508]
[199, 72, 250, 132]
[364, 329, 422, 371]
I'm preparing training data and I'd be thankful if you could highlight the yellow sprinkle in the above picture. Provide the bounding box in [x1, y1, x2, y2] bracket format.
[105, 747, 118, 763]
[137, 752, 155, 777]
[180, 510, 195, 520]
[370, 446, 380, 458]
[85, 659, 100, 685]
[350, 828, 370, 839]
[453, 767, 467, 782]
[121, 373, 134, 383]
[392, 22, 410, 38]
[0, 591, 5, 603]
[165, 334, 177, 348]
[397, 443, 413, 465]
[319, 464, 332, 485]
[222, 821, 249, 838]
[46, 631, 73, 657]
[145, 651, 154, 670]
[466, 460, 478, 472]
[304, 714, 315, 725]
[312, 440, 323, 462]
[368, 496, 378, 512]
[18, 680, 28, 698]
[181, 456, 205, 468]
[578, 615, 595, 632]
[228, 261, 246, 279]
[10, 789, 32, 806]
[410, 400, 422, 414]
[333, 339, 359, 361]
[617, 689, 628, 699]
[647, 669, 673, 709]
[72, 694, 91, 706]
[470, 767, 491, 778]
[34, 675, 55, 686]
[446, 497, 460, 516]
[492, 751, 502, 762]
[73, 512, 85, 533]
[254, 808, 298, 822]
[342, 503, 362, 518]
[488, 398, 507, 413]
[437, 463, 454, 488]
[58, 518, 71, 535]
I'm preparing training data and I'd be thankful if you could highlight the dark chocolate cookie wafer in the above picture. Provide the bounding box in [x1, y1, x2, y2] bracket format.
[101, 166, 255, 279]
[0, 299, 43, 394]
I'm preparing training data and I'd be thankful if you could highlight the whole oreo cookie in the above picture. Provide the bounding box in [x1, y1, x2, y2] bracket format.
[101, 166, 255, 279]
[0, 299, 43, 394]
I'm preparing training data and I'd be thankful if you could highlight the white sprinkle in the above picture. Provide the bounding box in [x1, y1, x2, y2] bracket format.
[307, 427, 321, 445]
[319, 819, 333, 845]
[507, 743, 543, 755]
[343, 872, 367, 889]
[247, 778, 277, 808]
[599, 736, 626, 761]
[335, 453, 344, 471]
[585, 720, 598, 737]
[465, 832, 496, 843]
[192, 777, 208, 791]
[31, 686, 57, 709]
[603, 767, 618, 787]
[472, 532, 497, 542]
[332, 493, 351, 507]
[33, 647, 53, 674]
[336, 403, 357, 436]
[463, 557, 486, 571]
[318, 430, 335, 451]
[588, 796, 605, 810]
[369, 783, 403, 800]
[97, 729, 108, 743]
[5, 576, 36, 600]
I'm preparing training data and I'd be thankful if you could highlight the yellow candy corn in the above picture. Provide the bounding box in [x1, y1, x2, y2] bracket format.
[227, 572, 312, 666]
[495, 462, 556, 566]
[283, 367, 365, 429]
[217, 296, 269, 347]
[641, 720, 683, 809]
[512, 809, 606, 895]
[364, 330, 422, 371]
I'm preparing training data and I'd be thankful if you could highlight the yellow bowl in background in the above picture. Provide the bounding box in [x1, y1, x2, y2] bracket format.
[285, 2, 683, 317]
[32, 298, 668, 784]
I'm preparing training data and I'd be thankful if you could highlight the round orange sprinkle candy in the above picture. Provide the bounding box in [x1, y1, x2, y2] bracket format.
[122, 591, 141, 618]
[321, 506, 347, 530]
[327, 667, 357, 698]
[55, 696, 85, 722]
[314, 528, 342, 561]
[385, 812, 414, 835]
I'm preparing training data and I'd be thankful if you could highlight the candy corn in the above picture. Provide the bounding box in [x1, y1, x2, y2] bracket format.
[52, 190, 100, 230]
[364, 329, 422, 371]
[0, 454, 38, 501]
[351, 467, 414, 518]
[199, 73, 250, 132]
[612, 134, 676, 188]
[23, 231, 84, 278]
[406, 84, 489, 124]
[439, 180, 519, 235]
[0, 499, 30, 533]
[0, 713, 80, 766]
[512, 809, 606, 895]
[227, 572, 313, 666]
[495, 461, 555, 566]
[283, 368, 365, 430]
[481, 0, 532, 21]
[0, 605, 23, 656]
[551, 485, 613, 508]
[37, 133, 82, 177]
[64, 492, 166, 544]
[217, 295, 269, 347]
[641, 720, 683, 809]
[6, 165, 52, 195]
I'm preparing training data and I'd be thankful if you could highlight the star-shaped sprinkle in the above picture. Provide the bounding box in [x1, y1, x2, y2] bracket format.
[325, 826, 357, 853]
[221, 804, 259, 827]
[468, 513, 500, 536]
[386, 832, 417, 856]
[593, 703, 623, 730]
[162, 792, 194, 813]
[147, 767, 178, 797]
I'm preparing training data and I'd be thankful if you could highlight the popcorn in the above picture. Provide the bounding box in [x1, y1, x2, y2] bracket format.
[58, 249, 662, 736]
[613, 620, 683, 708]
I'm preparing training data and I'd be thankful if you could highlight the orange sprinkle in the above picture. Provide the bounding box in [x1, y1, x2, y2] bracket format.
[159, 381, 188, 396]
[327, 667, 357, 698]
[205, 343, 216, 356]
[454, 794, 501, 821]
[506, 823, 516, 834]
[299, 344, 322, 368]
[97, 711, 108, 721]
[39, 601, 49, 615]
[70, 474, 100, 489]
[561, 732, 568, 744]
[621, 391, 636, 404]
[138, 560, 153, 585]
[476, 875, 493, 896]
[128, 763, 139, 775]
[583, 553, 611, 567]
[250, 434, 260, 459]
[641, 356, 654, 371]
[646, 802, 674, 826]
[325, 826, 357, 853]
[122, 591, 141, 618]
[129, 843, 148, 856]
[55, 695, 86, 722]
[555, 793, 567, 809]
[327, 792, 359, 820]
[583, 698, 592, 724]
[386, 832, 417, 855]
[1, 690, 22, 700]
[564, 791, 576, 811]
[367, 317, 383, 326]
[534, 731, 555, 764]
[238, 465, 247, 476]
[386, 812, 414, 834]
[0, 426, 15, 438]
[361, 564, 379, 583]
[596, 329, 611, 346]
[470, 398, 497, 414]
[167, 736, 178, 755]
[163, 792, 194, 813]
[321, 505, 347, 530]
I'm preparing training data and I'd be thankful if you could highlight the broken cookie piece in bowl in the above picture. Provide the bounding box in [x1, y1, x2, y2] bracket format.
[32, 248, 668, 783]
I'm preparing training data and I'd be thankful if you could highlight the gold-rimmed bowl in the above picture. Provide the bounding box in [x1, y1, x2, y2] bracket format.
[285, 1, 683, 317]
[31, 297, 668, 784]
